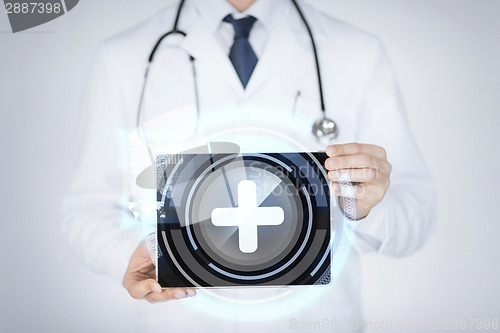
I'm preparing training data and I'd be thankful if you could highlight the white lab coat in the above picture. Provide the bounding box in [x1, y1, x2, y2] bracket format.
[61, 0, 436, 332]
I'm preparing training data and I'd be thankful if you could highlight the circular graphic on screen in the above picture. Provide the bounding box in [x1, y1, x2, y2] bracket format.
[129, 106, 358, 321]
[157, 152, 332, 287]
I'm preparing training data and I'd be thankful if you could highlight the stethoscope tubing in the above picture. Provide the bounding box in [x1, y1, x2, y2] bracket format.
[136, 0, 338, 139]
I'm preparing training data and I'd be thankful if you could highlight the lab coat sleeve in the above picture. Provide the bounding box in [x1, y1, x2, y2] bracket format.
[352, 39, 437, 256]
[60, 43, 142, 283]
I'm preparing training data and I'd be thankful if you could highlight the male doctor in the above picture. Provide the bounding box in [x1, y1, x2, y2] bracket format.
[62, 0, 436, 331]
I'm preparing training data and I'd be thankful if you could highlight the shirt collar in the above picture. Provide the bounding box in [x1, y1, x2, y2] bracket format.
[192, 0, 283, 33]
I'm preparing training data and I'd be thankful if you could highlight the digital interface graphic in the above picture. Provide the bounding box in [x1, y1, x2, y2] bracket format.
[156, 152, 334, 287]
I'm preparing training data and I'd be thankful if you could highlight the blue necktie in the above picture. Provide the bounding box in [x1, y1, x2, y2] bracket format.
[223, 14, 258, 89]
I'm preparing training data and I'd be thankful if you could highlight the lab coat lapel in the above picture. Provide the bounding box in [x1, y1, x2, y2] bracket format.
[243, 10, 308, 97]
[180, 21, 244, 95]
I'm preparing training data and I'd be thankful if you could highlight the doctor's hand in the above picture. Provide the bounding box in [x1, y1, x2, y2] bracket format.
[123, 241, 196, 303]
[325, 143, 391, 220]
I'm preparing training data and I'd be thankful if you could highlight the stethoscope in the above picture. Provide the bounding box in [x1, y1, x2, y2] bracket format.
[136, 0, 338, 140]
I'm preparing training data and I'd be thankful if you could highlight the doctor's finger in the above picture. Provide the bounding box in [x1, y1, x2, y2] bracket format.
[144, 288, 196, 303]
[325, 154, 385, 171]
[127, 278, 163, 300]
[328, 168, 379, 183]
[332, 183, 366, 198]
[326, 143, 387, 159]
[333, 183, 382, 204]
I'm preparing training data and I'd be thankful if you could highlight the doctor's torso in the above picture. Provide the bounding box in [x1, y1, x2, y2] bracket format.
[101, 0, 379, 149]
[95, 1, 387, 331]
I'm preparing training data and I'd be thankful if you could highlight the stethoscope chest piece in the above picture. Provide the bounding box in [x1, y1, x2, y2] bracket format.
[312, 117, 338, 140]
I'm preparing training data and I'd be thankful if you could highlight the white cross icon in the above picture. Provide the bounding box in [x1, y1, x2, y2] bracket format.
[211, 180, 285, 253]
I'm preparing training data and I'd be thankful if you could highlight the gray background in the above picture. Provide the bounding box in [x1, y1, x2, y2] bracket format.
[1, 0, 499, 331]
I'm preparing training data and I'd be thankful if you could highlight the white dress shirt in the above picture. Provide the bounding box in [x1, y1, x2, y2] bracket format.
[194, 0, 281, 57]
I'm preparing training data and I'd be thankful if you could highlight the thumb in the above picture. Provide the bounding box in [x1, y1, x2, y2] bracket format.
[128, 278, 162, 299]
